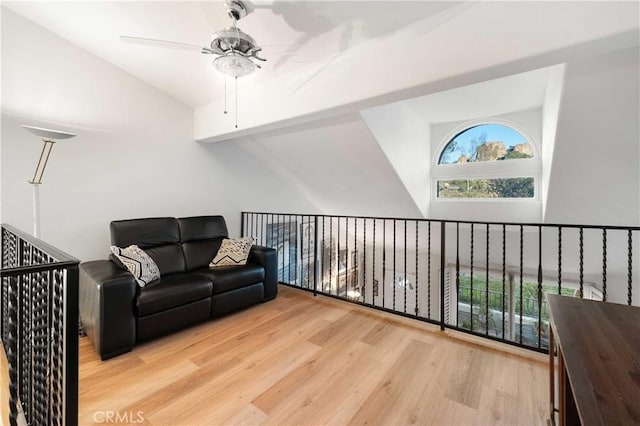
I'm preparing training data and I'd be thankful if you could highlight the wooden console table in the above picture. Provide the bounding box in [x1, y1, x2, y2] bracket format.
[547, 294, 640, 425]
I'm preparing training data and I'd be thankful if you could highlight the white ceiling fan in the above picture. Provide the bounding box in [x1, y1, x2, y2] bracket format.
[121, 0, 265, 79]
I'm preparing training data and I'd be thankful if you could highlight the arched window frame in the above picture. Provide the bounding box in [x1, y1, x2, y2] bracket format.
[432, 119, 541, 202]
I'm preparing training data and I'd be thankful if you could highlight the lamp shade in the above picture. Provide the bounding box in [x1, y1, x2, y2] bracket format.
[21, 125, 76, 140]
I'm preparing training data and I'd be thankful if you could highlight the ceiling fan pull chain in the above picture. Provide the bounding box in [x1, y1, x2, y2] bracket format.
[235, 76, 239, 128]
[224, 74, 228, 114]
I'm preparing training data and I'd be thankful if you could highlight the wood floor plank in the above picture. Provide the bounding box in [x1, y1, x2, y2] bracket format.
[443, 345, 489, 409]
[348, 339, 434, 425]
[252, 311, 381, 416]
[256, 340, 382, 425]
[79, 358, 199, 423]
[77, 285, 548, 425]
[163, 340, 321, 425]
[187, 302, 334, 367]
[222, 403, 268, 426]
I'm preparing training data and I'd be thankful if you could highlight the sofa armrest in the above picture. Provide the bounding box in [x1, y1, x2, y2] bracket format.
[248, 245, 278, 300]
[79, 260, 137, 360]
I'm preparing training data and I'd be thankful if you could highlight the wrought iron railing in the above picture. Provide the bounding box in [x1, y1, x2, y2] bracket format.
[0, 224, 79, 426]
[241, 212, 639, 353]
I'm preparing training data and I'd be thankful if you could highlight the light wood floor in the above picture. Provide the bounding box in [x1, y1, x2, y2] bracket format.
[79, 286, 549, 425]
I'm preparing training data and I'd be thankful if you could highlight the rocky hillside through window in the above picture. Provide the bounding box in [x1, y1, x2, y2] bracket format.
[436, 123, 535, 199]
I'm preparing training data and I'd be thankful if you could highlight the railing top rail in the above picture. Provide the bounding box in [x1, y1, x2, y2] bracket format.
[1, 223, 79, 264]
[241, 212, 640, 231]
[0, 261, 79, 277]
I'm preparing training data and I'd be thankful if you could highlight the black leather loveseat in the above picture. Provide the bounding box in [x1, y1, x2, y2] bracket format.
[79, 215, 277, 360]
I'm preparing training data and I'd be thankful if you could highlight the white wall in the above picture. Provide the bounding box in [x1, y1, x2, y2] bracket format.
[540, 65, 565, 219]
[360, 103, 430, 217]
[0, 8, 310, 260]
[231, 114, 423, 219]
[545, 47, 640, 226]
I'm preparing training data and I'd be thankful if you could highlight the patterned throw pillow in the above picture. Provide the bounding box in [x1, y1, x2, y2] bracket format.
[110, 245, 161, 287]
[209, 237, 254, 268]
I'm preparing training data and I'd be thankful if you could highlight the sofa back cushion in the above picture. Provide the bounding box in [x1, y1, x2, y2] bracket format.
[177, 216, 228, 271]
[110, 217, 186, 275]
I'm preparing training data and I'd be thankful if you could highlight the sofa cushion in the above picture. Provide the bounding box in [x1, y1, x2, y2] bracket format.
[145, 244, 186, 276]
[177, 216, 228, 241]
[178, 216, 228, 271]
[211, 283, 264, 318]
[194, 264, 264, 295]
[109, 245, 160, 287]
[111, 217, 180, 248]
[210, 237, 254, 267]
[136, 273, 213, 316]
[182, 239, 223, 272]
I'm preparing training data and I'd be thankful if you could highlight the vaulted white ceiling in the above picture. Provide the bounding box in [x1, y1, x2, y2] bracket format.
[4, 1, 639, 142]
[3, 1, 461, 107]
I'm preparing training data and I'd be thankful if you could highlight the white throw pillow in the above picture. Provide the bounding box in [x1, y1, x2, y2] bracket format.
[210, 237, 254, 268]
[110, 245, 160, 287]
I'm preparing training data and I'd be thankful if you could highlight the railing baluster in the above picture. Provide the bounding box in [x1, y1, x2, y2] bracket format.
[289, 216, 293, 285]
[416, 220, 419, 317]
[404, 220, 407, 314]
[502, 224, 506, 341]
[486, 224, 490, 336]
[393, 220, 396, 311]
[579, 227, 584, 298]
[538, 225, 543, 348]
[8, 274, 18, 426]
[270, 214, 274, 250]
[322, 216, 326, 294]
[558, 227, 562, 295]
[261, 214, 265, 246]
[440, 222, 446, 331]
[281, 215, 285, 284]
[346, 217, 349, 297]
[314, 215, 319, 296]
[338, 217, 341, 297]
[455, 222, 459, 327]
[373, 219, 376, 307]
[354, 218, 358, 300]
[427, 221, 431, 319]
[253, 213, 257, 240]
[628, 230, 633, 306]
[602, 229, 607, 302]
[470, 223, 474, 332]
[383, 220, 386, 309]
[363, 219, 367, 304]
[308, 215, 312, 289]
[330, 217, 334, 296]
[519, 225, 524, 344]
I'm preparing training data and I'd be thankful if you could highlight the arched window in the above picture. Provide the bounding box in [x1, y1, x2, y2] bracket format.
[434, 123, 538, 199]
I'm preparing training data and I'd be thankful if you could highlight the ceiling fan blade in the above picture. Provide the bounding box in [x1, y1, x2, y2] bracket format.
[199, 1, 228, 31]
[120, 36, 206, 52]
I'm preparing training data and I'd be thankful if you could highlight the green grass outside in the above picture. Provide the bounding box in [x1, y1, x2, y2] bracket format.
[456, 274, 574, 320]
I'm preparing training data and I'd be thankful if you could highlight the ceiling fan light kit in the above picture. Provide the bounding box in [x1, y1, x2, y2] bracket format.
[209, 26, 264, 77]
[213, 54, 257, 78]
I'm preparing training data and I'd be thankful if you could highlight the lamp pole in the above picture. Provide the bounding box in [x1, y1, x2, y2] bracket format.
[22, 125, 76, 238]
